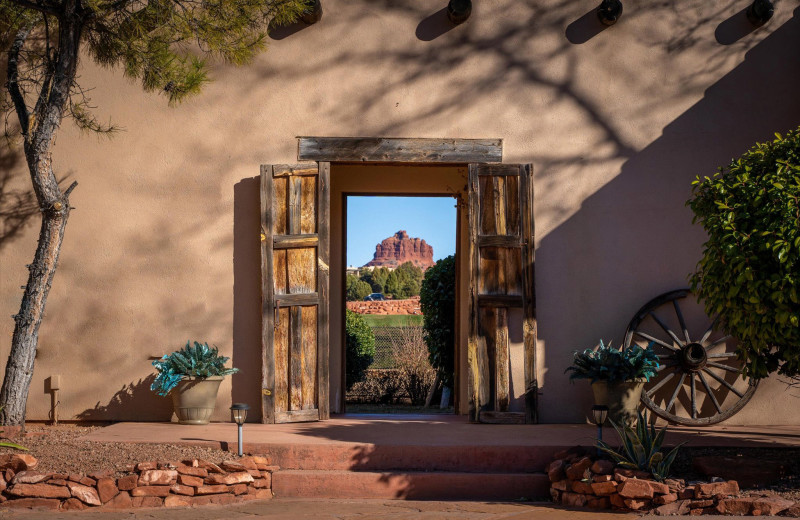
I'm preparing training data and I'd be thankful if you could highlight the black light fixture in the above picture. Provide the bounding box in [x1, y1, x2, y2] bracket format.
[746, 0, 774, 26]
[447, 0, 472, 25]
[301, 0, 323, 25]
[230, 403, 250, 457]
[597, 0, 623, 26]
[591, 405, 609, 442]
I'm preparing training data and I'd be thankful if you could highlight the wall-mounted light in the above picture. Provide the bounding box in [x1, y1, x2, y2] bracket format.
[230, 403, 250, 457]
[301, 0, 323, 25]
[746, 0, 774, 26]
[447, 0, 472, 25]
[597, 0, 623, 26]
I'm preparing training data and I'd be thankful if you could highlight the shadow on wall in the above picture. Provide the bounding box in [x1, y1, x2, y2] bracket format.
[77, 375, 173, 422]
[536, 8, 800, 422]
[0, 145, 37, 250]
[232, 177, 265, 421]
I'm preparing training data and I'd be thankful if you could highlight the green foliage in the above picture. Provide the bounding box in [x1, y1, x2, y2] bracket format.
[346, 274, 372, 301]
[0, 407, 26, 450]
[385, 262, 424, 299]
[597, 411, 684, 482]
[345, 310, 375, 390]
[360, 267, 390, 293]
[565, 340, 659, 384]
[688, 128, 800, 379]
[151, 341, 239, 396]
[420, 256, 456, 386]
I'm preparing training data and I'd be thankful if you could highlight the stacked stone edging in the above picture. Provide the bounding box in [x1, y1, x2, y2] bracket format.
[346, 297, 422, 315]
[0, 453, 275, 512]
[548, 447, 800, 516]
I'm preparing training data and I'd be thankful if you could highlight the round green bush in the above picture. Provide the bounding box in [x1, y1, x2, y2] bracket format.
[688, 127, 800, 379]
[346, 275, 372, 301]
[419, 255, 456, 386]
[345, 310, 376, 389]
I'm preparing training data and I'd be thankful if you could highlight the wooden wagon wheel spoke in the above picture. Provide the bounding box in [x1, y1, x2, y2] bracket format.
[672, 299, 692, 343]
[698, 371, 723, 414]
[624, 288, 758, 426]
[649, 311, 685, 347]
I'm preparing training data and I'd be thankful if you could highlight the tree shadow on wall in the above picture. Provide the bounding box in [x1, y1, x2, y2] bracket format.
[77, 375, 174, 422]
[0, 144, 37, 250]
[536, 8, 800, 422]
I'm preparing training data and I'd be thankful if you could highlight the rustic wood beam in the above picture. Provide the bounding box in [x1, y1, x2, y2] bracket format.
[297, 137, 503, 163]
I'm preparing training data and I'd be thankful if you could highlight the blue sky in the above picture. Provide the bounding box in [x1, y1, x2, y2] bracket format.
[346, 196, 457, 267]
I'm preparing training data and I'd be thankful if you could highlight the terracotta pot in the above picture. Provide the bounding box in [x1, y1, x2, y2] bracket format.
[591, 379, 645, 426]
[170, 376, 224, 425]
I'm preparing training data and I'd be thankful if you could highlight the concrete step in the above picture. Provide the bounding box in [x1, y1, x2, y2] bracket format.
[272, 470, 551, 500]
[249, 443, 559, 473]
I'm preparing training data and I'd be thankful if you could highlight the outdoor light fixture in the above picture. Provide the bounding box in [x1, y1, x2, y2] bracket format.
[230, 403, 250, 457]
[447, 0, 472, 25]
[591, 405, 608, 443]
[301, 0, 323, 24]
[597, 0, 623, 26]
[746, 0, 774, 26]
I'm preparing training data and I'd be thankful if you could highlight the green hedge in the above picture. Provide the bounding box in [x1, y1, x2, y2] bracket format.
[420, 255, 456, 386]
[345, 310, 376, 389]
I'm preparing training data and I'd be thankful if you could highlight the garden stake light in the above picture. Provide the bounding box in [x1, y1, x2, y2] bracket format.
[592, 404, 608, 443]
[230, 403, 250, 457]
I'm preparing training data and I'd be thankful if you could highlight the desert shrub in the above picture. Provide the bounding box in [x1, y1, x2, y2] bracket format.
[346, 274, 372, 301]
[688, 127, 800, 378]
[346, 369, 403, 404]
[392, 327, 436, 405]
[420, 255, 456, 386]
[345, 310, 375, 390]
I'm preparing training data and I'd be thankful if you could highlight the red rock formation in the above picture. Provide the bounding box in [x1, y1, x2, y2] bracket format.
[363, 231, 434, 270]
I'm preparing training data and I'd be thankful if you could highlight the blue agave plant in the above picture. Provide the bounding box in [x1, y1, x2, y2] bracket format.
[565, 340, 660, 384]
[151, 341, 239, 396]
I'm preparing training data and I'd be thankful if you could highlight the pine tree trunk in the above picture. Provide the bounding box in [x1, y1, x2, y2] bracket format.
[0, 2, 83, 426]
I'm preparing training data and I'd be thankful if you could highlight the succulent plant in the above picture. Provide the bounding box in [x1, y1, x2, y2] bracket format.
[151, 341, 238, 396]
[565, 340, 659, 384]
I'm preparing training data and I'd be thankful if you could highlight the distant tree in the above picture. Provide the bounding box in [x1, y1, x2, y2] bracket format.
[0, 0, 308, 425]
[361, 267, 390, 293]
[345, 310, 375, 390]
[385, 262, 424, 299]
[420, 256, 455, 386]
[346, 274, 372, 301]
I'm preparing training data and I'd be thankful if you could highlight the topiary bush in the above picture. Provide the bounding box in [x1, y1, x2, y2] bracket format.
[688, 127, 800, 379]
[420, 255, 456, 386]
[345, 310, 376, 390]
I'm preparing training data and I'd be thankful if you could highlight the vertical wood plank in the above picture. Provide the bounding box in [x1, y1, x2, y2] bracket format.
[493, 176, 507, 235]
[505, 174, 520, 236]
[301, 306, 317, 410]
[289, 176, 302, 235]
[495, 307, 510, 412]
[317, 162, 331, 420]
[480, 307, 497, 411]
[273, 249, 288, 295]
[260, 165, 276, 424]
[300, 176, 317, 234]
[479, 175, 494, 235]
[274, 307, 289, 413]
[453, 199, 462, 414]
[289, 306, 303, 411]
[520, 164, 539, 424]
[467, 164, 481, 422]
[273, 176, 288, 235]
[288, 248, 316, 293]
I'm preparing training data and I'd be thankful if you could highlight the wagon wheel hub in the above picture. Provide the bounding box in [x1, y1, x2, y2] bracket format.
[680, 342, 708, 372]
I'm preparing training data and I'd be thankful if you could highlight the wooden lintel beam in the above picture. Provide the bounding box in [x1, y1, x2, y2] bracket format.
[297, 137, 503, 163]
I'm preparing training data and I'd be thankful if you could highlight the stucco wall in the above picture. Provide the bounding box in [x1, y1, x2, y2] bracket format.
[1, 0, 799, 424]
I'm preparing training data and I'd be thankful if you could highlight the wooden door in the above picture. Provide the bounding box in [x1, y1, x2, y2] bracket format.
[261, 163, 330, 423]
[467, 163, 537, 424]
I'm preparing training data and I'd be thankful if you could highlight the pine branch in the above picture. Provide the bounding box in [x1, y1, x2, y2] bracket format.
[9, 0, 60, 16]
[6, 27, 32, 138]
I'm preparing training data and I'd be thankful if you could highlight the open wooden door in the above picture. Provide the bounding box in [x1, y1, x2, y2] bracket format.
[261, 163, 330, 423]
[467, 163, 537, 424]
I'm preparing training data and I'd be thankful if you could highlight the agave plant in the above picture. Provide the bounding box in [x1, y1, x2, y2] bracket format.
[151, 341, 239, 396]
[596, 410, 684, 481]
[565, 340, 660, 384]
[0, 406, 27, 450]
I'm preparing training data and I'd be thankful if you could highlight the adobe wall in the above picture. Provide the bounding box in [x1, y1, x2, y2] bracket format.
[1, 0, 799, 423]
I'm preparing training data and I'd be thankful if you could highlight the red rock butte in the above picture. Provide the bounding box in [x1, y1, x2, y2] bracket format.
[363, 230, 434, 270]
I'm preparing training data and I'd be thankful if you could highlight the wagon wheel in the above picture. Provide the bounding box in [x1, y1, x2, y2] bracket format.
[623, 289, 758, 426]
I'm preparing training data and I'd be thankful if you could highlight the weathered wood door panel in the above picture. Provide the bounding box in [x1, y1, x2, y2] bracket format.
[261, 163, 330, 423]
[468, 163, 537, 424]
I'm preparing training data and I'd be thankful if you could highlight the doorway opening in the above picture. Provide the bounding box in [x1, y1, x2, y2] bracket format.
[343, 195, 458, 415]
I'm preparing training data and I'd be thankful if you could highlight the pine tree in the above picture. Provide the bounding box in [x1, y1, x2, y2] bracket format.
[0, 0, 310, 425]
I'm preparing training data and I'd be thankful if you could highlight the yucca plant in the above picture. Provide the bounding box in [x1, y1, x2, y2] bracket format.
[565, 340, 660, 384]
[0, 407, 27, 450]
[596, 410, 684, 481]
[151, 341, 238, 396]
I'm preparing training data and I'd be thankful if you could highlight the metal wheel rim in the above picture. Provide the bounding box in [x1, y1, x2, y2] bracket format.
[623, 288, 758, 426]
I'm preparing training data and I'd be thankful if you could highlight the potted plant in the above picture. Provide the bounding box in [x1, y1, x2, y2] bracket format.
[565, 340, 659, 425]
[151, 341, 239, 425]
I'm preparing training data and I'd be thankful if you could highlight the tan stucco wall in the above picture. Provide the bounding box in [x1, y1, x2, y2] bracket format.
[1, 0, 799, 424]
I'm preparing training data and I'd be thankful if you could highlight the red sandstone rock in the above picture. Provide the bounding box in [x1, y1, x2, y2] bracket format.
[648, 481, 670, 494]
[251, 489, 272, 499]
[179, 474, 204, 487]
[590, 460, 614, 475]
[678, 486, 695, 499]
[209, 494, 237, 505]
[618, 479, 654, 499]
[165, 495, 192, 507]
[12, 471, 49, 484]
[139, 469, 177, 486]
[547, 459, 566, 482]
[5, 469, 15, 482]
[623, 498, 651, 510]
[784, 502, 800, 517]
[614, 468, 651, 481]
[590, 480, 618, 496]
[586, 496, 611, 509]
[570, 480, 594, 494]
[195, 484, 230, 495]
[654, 499, 691, 516]
[551, 480, 568, 491]
[716, 498, 753, 515]
[49, 479, 68, 486]
[67, 481, 102, 505]
[96, 478, 119, 503]
[103, 490, 133, 510]
[665, 478, 685, 492]
[753, 496, 795, 515]
[364, 231, 434, 270]
[561, 492, 587, 507]
[251, 478, 270, 489]
[117, 474, 138, 491]
[205, 472, 254, 485]
[61, 498, 87, 511]
[177, 465, 208, 477]
[249, 455, 269, 465]
[136, 462, 157, 471]
[221, 461, 247, 472]
[565, 457, 593, 481]
[171, 484, 195, 496]
[592, 474, 613, 483]
[6, 483, 71, 499]
[694, 480, 739, 498]
[131, 486, 171, 497]
[2, 497, 60, 510]
[247, 469, 262, 478]
[550, 488, 561, 502]
[190, 495, 212, 506]
[0, 454, 37, 473]
[192, 460, 224, 473]
[79, 476, 96, 486]
[132, 496, 163, 508]
[689, 499, 714, 509]
[237, 458, 259, 471]
[654, 493, 677, 505]
[231, 484, 248, 495]
[88, 469, 113, 480]
[609, 493, 627, 508]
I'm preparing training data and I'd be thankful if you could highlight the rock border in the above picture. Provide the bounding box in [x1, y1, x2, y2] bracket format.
[0, 453, 275, 512]
[548, 447, 800, 516]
